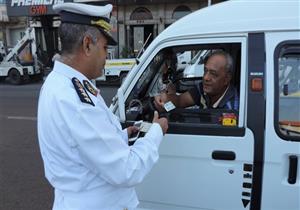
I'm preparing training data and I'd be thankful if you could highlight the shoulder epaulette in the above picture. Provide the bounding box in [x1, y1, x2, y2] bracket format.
[83, 80, 98, 96]
[72, 77, 94, 106]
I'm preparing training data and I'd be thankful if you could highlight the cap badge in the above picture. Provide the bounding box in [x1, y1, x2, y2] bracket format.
[72, 77, 95, 106]
[91, 19, 111, 33]
[83, 80, 98, 96]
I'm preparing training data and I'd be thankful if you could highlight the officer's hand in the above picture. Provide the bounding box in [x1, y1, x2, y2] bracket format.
[152, 111, 168, 135]
[126, 126, 139, 138]
[153, 93, 168, 112]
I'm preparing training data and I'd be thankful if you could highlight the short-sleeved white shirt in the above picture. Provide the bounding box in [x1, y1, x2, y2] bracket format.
[37, 61, 163, 210]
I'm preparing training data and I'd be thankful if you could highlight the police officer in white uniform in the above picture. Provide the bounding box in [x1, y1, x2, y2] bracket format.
[37, 3, 168, 210]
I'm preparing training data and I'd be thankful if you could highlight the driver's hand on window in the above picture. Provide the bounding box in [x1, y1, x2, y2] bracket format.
[152, 111, 168, 135]
[154, 93, 168, 112]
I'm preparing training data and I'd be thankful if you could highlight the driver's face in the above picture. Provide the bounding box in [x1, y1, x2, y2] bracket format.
[202, 54, 231, 97]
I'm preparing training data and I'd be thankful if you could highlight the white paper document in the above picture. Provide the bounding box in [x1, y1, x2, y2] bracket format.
[164, 101, 176, 112]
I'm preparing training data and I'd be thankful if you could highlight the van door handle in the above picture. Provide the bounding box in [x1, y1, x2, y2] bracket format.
[212, 150, 236, 160]
[288, 155, 298, 184]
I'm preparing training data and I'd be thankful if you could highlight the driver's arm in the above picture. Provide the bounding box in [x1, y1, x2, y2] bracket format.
[154, 91, 195, 111]
[177, 91, 195, 107]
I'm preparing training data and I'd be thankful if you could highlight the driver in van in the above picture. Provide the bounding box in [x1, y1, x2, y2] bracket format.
[154, 50, 239, 111]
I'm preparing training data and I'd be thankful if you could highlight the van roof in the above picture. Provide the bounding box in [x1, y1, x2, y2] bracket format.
[156, 0, 299, 42]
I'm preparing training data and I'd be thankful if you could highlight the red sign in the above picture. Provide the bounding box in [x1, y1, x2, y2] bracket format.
[30, 5, 47, 16]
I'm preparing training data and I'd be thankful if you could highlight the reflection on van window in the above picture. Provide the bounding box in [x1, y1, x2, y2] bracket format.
[125, 44, 241, 128]
[278, 54, 300, 137]
[183, 50, 213, 78]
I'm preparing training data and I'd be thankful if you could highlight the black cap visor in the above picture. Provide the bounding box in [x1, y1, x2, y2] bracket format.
[98, 28, 117, 46]
[60, 11, 117, 46]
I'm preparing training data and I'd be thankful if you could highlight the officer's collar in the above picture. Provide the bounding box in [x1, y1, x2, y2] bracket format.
[53, 60, 90, 82]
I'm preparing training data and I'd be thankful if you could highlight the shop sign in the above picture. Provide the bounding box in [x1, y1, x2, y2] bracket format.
[6, 0, 72, 16]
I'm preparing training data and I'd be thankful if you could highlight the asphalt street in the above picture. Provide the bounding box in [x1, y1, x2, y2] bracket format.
[0, 80, 118, 210]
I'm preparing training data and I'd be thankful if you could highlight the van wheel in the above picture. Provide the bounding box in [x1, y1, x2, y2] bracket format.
[120, 73, 127, 84]
[8, 69, 22, 85]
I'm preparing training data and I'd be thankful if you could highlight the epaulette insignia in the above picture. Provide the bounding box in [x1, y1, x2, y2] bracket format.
[83, 80, 98, 96]
[72, 77, 95, 106]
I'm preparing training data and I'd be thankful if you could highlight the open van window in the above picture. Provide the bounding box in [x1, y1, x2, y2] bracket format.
[276, 43, 300, 140]
[125, 43, 241, 131]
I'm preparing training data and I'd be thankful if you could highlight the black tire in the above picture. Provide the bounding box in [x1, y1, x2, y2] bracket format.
[8, 68, 22, 85]
[119, 72, 127, 84]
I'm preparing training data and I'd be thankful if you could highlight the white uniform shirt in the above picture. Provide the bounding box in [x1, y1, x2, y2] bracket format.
[37, 61, 163, 210]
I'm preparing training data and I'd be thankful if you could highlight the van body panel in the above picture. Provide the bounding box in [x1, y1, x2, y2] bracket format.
[135, 1, 299, 69]
[261, 31, 300, 210]
[247, 33, 266, 210]
[137, 129, 254, 210]
[110, 1, 300, 210]
[120, 35, 251, 209]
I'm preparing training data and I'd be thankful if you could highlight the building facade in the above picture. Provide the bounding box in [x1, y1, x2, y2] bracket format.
[1, 0, 227, 63]
[111, 0, 226, 57]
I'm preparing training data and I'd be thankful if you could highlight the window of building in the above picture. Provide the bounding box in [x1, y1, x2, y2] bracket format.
[0, 5, 8, 22]
[275, 42, 300, 140]
[172, 5, 191, 20]
[130, 7, 153, 20]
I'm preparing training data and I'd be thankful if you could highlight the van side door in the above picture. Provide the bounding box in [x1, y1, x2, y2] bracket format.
[118, 36, 256, 210]
[262, 32, 300, 210]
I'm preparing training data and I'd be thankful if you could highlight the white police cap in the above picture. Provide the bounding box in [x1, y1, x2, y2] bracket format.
[53, 3, 117, 45]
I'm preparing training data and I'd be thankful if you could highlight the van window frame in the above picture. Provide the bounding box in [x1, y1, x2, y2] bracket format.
[274, 40, 300, 141]
[123, 36, 247, 137]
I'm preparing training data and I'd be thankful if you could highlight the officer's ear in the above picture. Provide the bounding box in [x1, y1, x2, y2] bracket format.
[82, 35, 93, 55]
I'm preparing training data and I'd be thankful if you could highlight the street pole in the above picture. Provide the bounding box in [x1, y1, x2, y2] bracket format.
[116, 0, 119, 58]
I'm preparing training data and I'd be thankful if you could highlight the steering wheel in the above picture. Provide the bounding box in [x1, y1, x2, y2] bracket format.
[144, 96, 173, 121]
[127, 97, 158, 121]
